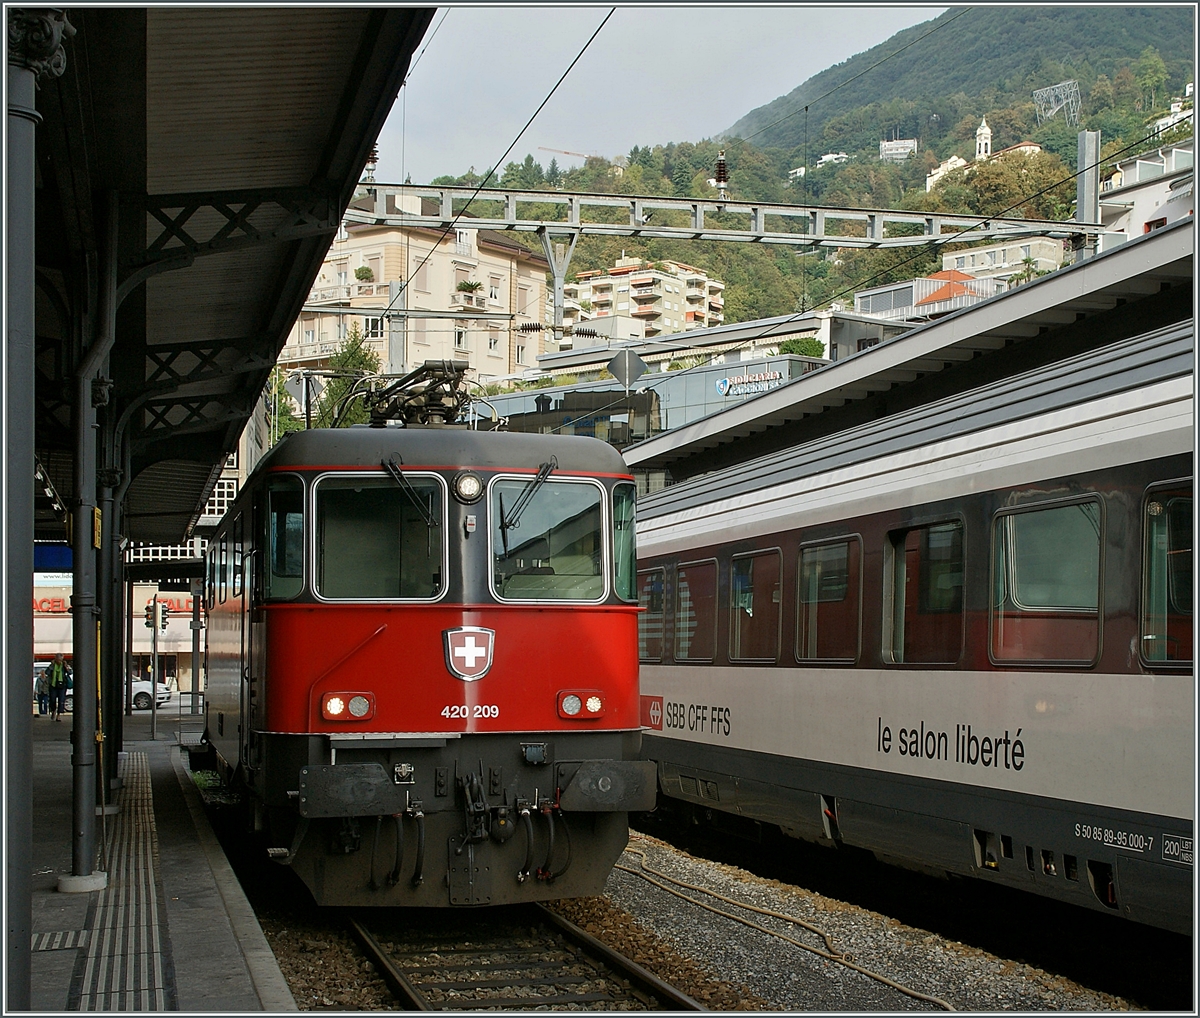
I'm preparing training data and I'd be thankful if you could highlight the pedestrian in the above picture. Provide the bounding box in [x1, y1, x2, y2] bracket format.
[35, 666, 49, 717]
[47, 653, 72, 722]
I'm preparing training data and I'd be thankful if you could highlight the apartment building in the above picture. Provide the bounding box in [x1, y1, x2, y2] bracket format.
[942, 236, 1064, 281]
[1099, 137, 1193, 252]
[564, 256, 725, 340]
[283, 193, 552, 382]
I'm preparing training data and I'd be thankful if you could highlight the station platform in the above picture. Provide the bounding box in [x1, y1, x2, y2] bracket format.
[29, 707, 296, 1011]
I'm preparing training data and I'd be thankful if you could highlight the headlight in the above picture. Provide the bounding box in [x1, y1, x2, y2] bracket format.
[557, 690, 605, 720]
[322, 691, 375, 721]
[453, 472, 484, 503]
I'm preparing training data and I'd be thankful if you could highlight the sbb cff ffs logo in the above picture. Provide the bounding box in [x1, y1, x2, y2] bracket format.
[640, 695, 663, 730]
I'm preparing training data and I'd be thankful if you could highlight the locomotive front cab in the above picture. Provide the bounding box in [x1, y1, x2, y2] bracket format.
[208, 427, 652, 906]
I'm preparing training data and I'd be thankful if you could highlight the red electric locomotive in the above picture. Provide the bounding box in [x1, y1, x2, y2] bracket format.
[202, 362, 654, 906]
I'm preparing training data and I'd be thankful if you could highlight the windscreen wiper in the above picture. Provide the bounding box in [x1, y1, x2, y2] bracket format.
[499, 457, 556, 556]
[381, 455, 439, 528]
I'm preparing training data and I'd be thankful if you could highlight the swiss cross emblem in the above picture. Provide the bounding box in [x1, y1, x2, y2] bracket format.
[443, 627, 495, 681]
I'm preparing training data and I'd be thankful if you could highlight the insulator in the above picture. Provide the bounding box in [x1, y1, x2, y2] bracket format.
[715, 150, 729, 187]
[572, 328, 600, 339]
[518, 322, 544, 333]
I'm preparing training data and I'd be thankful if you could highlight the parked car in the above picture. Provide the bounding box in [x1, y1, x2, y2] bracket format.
[127, 679, 172, 711]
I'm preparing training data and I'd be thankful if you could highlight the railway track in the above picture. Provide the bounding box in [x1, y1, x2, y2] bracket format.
[347, 903, 704, 1011]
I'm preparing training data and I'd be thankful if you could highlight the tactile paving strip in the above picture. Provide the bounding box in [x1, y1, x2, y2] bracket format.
[71, 752, 178, 1011]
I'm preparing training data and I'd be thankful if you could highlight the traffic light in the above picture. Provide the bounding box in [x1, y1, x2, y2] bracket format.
[159, 602, 170, 630]
[144, 601, 156, 628]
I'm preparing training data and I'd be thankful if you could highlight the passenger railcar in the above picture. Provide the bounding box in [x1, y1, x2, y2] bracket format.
[204, 405, 653, 906]
[635, 323, 1194, 933]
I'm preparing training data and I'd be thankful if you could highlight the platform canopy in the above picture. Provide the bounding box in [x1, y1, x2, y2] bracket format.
[33, 8, 434, 542]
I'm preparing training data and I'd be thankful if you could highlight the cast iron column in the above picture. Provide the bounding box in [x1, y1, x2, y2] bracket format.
[68, 191, 116, 887]
[6, 8, 74, 1007]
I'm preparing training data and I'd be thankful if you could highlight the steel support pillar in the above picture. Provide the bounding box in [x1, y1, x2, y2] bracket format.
[1076, 130, 1101, 262]
[66, 192, 117, 889]
[7, 8, 74, 1005]
[538, 229, 579, 351]
[97, 462, 121, 802]
[190, 578, 202, 713]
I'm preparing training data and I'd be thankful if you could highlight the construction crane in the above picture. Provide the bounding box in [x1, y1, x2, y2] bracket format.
[538, 146, 597, 160]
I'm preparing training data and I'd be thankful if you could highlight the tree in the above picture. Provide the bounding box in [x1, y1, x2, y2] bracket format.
[778, 337, 826, 358]
[355, 265, 373, 282]
[1135, 46, 1169, 111]
[1089, 74, 1114, 112]
[311, 323, 382, 428]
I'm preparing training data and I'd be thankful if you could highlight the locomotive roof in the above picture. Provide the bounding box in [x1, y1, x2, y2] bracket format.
[252, 426, 633, 477]
[639, 319, 1193, 521]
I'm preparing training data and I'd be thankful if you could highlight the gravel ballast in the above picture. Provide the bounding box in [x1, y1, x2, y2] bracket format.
[580, 832, 1135, 1012]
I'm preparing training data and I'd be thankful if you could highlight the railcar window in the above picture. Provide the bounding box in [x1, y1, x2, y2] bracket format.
[731, 551, 782, 661]
[675, 560, 717, 660]
[316, 475, 443, 600]
[992, 500, 1100, 663]
[491, 479, 604, 601]
[219, 536, 228, 604]
[797, 539, 860, 662]
[638, 569, 665, 661]
[232, 514, 243, 598]
[887, 522, 963, 664]
[265, 477, 304, 599]
[613, 483, 638, 602]
[1143, 490, 1192, 663]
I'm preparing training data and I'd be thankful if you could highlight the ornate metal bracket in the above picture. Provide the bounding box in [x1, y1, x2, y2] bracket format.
[120, 186, 339, 287]
[7, 8, 74, 81]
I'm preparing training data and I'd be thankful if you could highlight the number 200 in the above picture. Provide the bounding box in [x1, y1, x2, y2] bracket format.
[441, 705, 499, 719]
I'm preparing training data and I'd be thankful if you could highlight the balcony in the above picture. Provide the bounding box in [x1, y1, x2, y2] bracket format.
[707, 280, 726, 292]
[631, 305, 661, 317]
[450, 291, 488, 311]
[309, 282, 386, 301]
[631, 286, 658, 299]
[629, 275, 654, 286]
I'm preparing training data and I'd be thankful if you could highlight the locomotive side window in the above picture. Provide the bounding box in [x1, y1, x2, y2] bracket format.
[315, 475, 444, 600]
[886, 521, 963, 664]
[992, 499, 1100, 663]
[265, 476, 304, 600]
[219, 536, 228, 604]
[613, 483, 638, 602]
[232, 514, 243, 598]
[730, 550, 782, 662]
[638, 569, 664, 662]
[675, 560, 717, 661]
[1142, 488, 1192, 664]
[491, 478, 605, 601]
[797, 538, 861, 662]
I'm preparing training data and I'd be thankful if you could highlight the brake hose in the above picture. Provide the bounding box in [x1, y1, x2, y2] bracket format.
[517, 807, 534, 883]
[410, 808, 425, 887]
[537, 807, 557, 881]
[549, 814, 572, 882]
[368, 815, 383, 890]
[387, 813, 404, 886]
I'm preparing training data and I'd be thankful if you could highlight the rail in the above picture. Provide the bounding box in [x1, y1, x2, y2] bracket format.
[347, 904, 705, 1011]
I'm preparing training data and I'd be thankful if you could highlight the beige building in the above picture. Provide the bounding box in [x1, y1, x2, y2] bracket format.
[565, 257, 725, 340]
[284, 194, 552, 383]
[942, 236, 1064, 282]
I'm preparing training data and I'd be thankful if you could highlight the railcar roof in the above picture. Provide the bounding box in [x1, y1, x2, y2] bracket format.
[253, 426, 633, 477]
[639, 319, 1192, 521]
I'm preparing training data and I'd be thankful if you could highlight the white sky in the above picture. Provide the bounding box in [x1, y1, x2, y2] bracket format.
[375, 5, 947, 185]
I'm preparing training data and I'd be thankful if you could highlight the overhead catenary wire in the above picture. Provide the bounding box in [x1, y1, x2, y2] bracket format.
[376, 8, 616, 324]
[606, 122, 1184, 397]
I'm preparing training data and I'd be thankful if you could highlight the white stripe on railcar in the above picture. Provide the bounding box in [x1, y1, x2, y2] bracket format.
[640, 665, 1194, 821]
[639, 378, 1192, 557]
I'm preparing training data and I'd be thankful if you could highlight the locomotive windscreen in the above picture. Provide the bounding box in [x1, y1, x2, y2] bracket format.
[491, 478, 604, 600]
[315, 475, 444, 599]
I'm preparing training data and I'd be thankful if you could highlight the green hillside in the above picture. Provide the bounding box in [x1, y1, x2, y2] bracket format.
[430, 7, 1193, 326]
[726, 6, 1194, 159]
